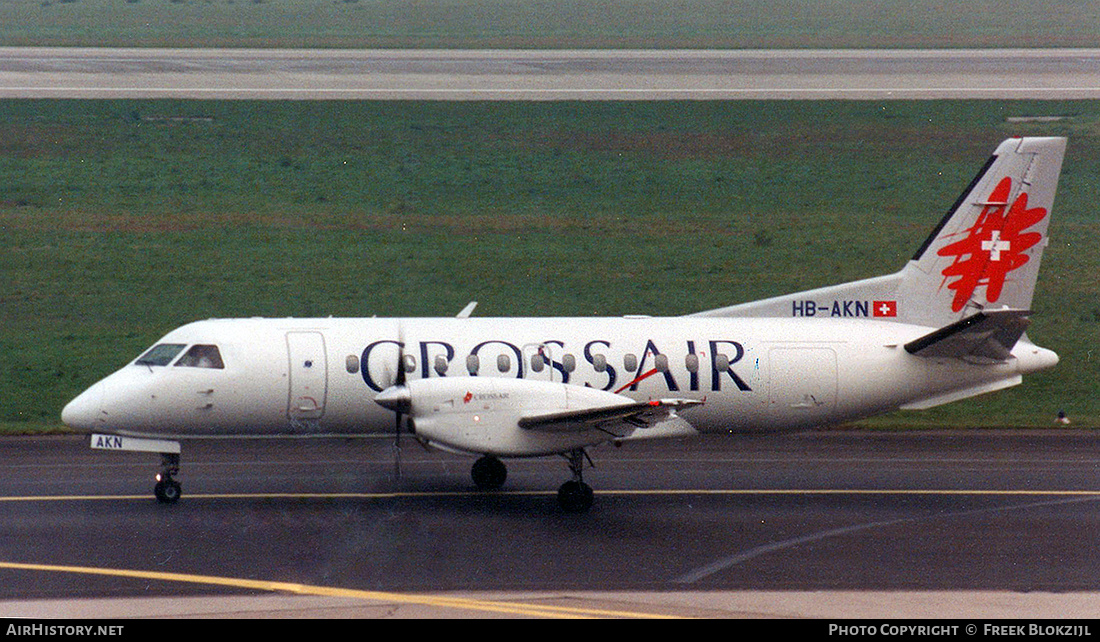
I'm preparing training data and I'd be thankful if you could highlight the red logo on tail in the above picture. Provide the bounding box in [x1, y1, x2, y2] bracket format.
[936, 177, 1047, 312]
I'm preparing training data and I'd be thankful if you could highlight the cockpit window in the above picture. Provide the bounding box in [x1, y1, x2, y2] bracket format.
[135, 344, 187, 367]
[175, 344, 225, 369]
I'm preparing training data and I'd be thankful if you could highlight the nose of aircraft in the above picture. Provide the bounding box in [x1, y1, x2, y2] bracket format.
[61, 382, 105, 431]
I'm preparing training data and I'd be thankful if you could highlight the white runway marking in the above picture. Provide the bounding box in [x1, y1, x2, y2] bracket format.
[674, 494, 1100, 584]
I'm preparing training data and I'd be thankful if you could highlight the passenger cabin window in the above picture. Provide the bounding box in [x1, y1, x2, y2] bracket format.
[175, 344, 225, 369]
[136, 344, 186, 367]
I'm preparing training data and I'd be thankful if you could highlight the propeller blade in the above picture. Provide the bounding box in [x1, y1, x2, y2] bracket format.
[393, 323, 407, 479]
[394, 410, 402, 479]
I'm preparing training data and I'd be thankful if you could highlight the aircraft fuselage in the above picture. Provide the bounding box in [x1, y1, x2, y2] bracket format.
[63, 316, 1056, 450]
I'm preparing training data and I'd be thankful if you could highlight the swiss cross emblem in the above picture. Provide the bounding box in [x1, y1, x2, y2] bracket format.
[873, 300, 897, 317]
[463, 391, 473, 404]
[981, 231, 1011, 261]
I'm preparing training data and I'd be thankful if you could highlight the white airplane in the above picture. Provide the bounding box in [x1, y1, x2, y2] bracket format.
[62, 136, 1065, 512]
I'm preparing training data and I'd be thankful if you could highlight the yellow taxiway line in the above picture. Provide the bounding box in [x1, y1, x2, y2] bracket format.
[0, 561, 677, 619]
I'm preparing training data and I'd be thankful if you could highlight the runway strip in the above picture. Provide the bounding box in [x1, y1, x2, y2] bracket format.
[5, 433, 1100, 617]
[5, 487, 1100, 502]
[7, 488, 1100, 612]
[3, 47, 1100, 99]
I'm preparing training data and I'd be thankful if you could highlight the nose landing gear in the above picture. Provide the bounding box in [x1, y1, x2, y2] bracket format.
[89, 434, 183, 504]
[154, 452, 181, 504]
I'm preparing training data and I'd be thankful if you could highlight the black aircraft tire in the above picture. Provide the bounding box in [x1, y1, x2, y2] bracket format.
[557, 480, 594, 513]
[154, 479, 182, 504]
[471, 456, 507, 491]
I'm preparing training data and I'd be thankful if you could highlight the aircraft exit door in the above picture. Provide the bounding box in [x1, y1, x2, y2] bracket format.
[287, 331, 328, 421]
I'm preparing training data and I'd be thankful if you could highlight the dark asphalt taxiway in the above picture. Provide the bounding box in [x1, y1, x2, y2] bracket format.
[2, 430, 1100, 617]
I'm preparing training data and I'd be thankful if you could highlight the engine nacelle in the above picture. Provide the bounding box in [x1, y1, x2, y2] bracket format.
[402, 377, 637, 456]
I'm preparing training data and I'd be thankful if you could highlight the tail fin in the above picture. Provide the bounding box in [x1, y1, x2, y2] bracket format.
[692, 137, 1067, 328]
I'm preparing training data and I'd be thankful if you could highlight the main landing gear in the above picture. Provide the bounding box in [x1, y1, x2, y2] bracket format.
[471, 455, 508, 491]
[557, 449, 594, 513]
[470, 450, 595, 513]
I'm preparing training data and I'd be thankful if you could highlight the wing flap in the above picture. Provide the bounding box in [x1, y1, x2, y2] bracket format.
[904, 309, 1030, 362]
[519, 398, 703, 433]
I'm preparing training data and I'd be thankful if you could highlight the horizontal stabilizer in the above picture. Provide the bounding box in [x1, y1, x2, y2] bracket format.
[519, 398, 702, 433]
[904, 309, 1030, 362]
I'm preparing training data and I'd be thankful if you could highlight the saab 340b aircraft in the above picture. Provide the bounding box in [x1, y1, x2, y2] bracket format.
[63, 137, 1066, 512]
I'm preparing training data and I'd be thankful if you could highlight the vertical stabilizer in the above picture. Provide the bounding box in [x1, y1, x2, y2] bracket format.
[897, 136, 1065, 327]
[692, 137, 1067, 329]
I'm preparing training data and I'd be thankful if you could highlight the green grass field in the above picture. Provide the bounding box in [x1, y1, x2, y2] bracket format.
[2, 0, 1100, 49]
[2, 99, 1099, 433]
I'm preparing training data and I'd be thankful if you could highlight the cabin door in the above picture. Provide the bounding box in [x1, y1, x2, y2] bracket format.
[287, 331, 328, 421]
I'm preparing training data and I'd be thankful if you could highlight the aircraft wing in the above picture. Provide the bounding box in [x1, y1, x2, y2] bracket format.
[904, 309, 1031, 362]
[518, 398, 703, 433]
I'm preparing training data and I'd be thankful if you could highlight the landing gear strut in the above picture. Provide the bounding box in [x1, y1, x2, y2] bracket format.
[471, 455, 507, 491]
[557, 448, 594, 513]
[154, 452, 181, 504]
